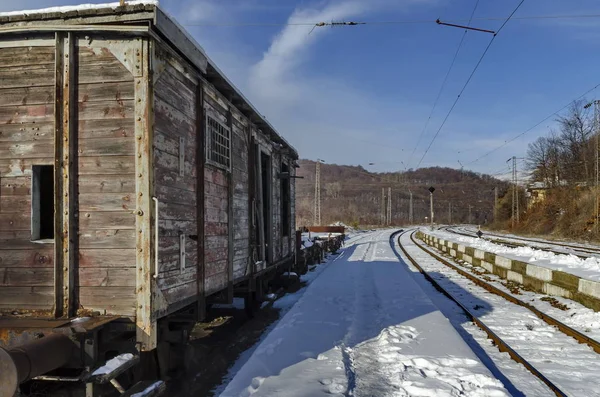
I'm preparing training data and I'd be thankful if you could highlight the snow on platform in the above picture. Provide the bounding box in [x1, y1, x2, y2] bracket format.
[219, 230, 508, 397]
[431, 228, 600, 281]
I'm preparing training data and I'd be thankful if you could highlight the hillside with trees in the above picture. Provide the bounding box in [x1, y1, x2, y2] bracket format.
[501, 99, 600, 240]
[295, 161, 510, 228]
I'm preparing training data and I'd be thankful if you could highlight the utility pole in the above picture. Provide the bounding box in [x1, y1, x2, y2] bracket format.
[428, 187, 435, 230]
[409, 190, 414, 224]
[468, 204, 472, 224]
[313, 159, 324, 225]
[494, 186, 498, 223]
[387, 187, 392, 225]
[381, 187, 385, 226]
[587, 100, 600, 233]
[507, 156, 518, 227]
[448, 201, 452, 224]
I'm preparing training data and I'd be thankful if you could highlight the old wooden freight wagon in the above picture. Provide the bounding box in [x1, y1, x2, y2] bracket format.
[0, 1, 299, 395]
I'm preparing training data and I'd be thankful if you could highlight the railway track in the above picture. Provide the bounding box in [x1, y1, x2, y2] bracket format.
[444, 226, 600, 259]
[394, 229, 600, 397]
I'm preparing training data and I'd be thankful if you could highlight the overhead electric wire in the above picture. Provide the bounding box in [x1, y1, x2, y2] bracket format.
[415, 0, 526, 169]
[467, 81, 600, 165]
[407, 0, 481, 169]
[181, 12, 600, 27]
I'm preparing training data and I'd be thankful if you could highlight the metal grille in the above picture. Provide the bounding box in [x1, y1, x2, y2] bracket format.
[206, 114, 231, 170]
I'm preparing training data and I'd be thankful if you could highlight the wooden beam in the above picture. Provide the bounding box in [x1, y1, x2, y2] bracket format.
[195, 82, 206, 321]
[134, 38, 156, 351]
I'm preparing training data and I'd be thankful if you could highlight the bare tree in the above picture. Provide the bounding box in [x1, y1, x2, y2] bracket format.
[556, 99, 593, 183]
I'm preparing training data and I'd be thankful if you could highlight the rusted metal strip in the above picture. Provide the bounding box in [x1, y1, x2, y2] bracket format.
[196, 82, 206, 321]
[134, 37, 156, 351]
[396, 231, 567, 397]
[62, 32, 77, 318]
[53, 32, 65, 318]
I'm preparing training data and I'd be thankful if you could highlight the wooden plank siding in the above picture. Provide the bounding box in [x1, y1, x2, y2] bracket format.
[202, 86, 230, 295]
[153, 59, 200, 308]
[0, 45, 56, 313]
[231, 115, 250, 281]
[76, 43, 136, 316]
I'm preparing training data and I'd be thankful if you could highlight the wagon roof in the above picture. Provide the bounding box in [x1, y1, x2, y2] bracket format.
[0, 1, 298, 159]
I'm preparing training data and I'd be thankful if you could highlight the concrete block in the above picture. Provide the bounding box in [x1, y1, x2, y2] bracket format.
[495, 256, 512, 269]
[526, 264, 552, 281]
[579, 279, 600, 299]
[457, 245, 466, 253]
[543, 283, 572, 298]
[450, 249, 457, 256]
[462, 254, 473, 264]
[481, 261, 494, 273]
[474, 249, 485, 260]
[507, 270, 523, 284]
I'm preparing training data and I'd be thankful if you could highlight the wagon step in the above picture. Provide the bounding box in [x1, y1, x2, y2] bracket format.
[86, 353, 140, 384]
[121, 380, 166, 397]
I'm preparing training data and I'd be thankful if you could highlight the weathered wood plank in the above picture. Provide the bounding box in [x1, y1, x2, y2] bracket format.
[155, 69, 196, 120]
[0, 47, 55, 68]
[154, 132, 196, 159]
[0, 64, 54, 89]
[154, 148, 196, 177]
[0, 287, 53, 310]
[155, 184, 196, 206]
[0, 231, 50, 250]
[79, 137, 135, 157]
[0, 249, 53, 268]
[79, 192, 135, 211]
[78, 47, 132, 84]
[0, 86, 54, 107]
[0, 195, 31, 213]
[205, 273, 228, 296]
[206, 247, 227, 263]
[0, 104, 53, 124]
[206, 236, 228, 249]
[205, 222, 227, 236]
[78, 100, 134, 121]
[79, 118, 133, 139]
[158, 202, 196, 221]
[158, 241, 197, 273]
[79, 81, 134, 103]
[158, 268, 197, 290]
[78, 174, 136, 193]
[0, 268, 54, 286]
[161, 281, 196, 305]
[205, 207, 227, 224]
[79, 249, 135, 268]
[77, 268, 136, 287]
[79, 211, 135, 230]
[158, 219, 196, 236]
[0, 212, 30, 231]
[0, 140, 54, 158]
[78, 156, 135, 175]
[154, 96, 194, 138]
[0, 121, 54, 142]
[78, 287, 135, 316]
[79, 229, 135, 249]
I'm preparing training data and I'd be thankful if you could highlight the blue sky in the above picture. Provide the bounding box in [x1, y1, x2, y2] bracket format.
[3, 0, 600, 179]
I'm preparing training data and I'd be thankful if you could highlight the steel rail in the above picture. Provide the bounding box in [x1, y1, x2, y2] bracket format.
[408, 230, 600, 354]
[445, 226, 600, 259]
[393, 230, 567, 397]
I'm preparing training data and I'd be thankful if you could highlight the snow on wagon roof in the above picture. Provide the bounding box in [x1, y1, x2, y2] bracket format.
[0, 1, 158, 17]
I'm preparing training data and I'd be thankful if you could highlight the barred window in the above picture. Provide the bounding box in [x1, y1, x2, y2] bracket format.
[206, 114, 231, 170]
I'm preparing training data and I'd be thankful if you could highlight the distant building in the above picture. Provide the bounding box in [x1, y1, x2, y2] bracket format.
[526, 182, 550, 208]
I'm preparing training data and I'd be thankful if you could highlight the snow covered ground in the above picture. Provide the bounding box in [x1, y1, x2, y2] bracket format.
[431, 228, 600, 281]
[402, 231, 600, 396]
[218, 230, 509, 397]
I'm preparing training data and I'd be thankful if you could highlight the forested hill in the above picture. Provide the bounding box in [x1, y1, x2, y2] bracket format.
[295, 160, 510, 227]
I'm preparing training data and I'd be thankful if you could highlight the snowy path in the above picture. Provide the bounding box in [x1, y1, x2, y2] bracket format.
[219, 230, 508, 397]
